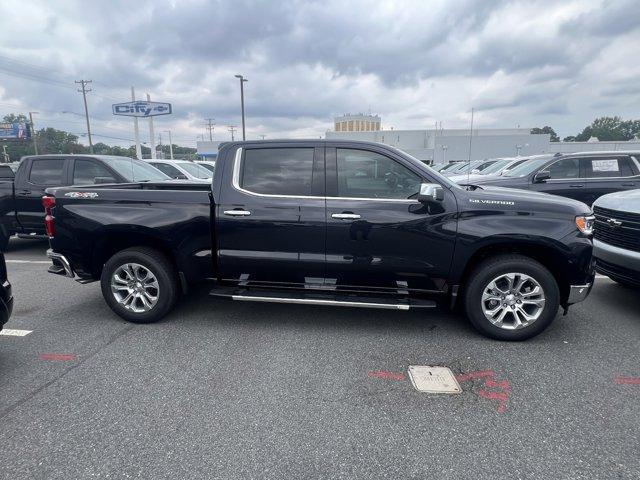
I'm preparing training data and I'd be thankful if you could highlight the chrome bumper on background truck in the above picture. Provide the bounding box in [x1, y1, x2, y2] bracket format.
[47, 249, 74, 278]
[594, 239, 640, 286]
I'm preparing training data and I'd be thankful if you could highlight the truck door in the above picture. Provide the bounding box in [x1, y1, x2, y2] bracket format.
[216, 144, 326, 287]
[324, 146, 457, 293]
[579, 155, 638, 205]
[15, 157, 70, 233]
[530, 157, 584, 202]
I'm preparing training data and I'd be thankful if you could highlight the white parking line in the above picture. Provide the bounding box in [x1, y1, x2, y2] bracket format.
[0, 329, 32, 336]
[6, 260, 50, 264]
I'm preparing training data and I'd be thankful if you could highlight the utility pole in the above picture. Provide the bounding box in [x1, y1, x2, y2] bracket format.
[205, 118, 215, 141]
[234, 74, 248, 140]
[147, 93, 156, 159]
[158, 132, 163, 159]
[28, 111, 39, 155]
[164, 130, 174, 159]
[228, 126, 237, 141]
[131, 87, 142, 159]
[75, 80, 93, 153]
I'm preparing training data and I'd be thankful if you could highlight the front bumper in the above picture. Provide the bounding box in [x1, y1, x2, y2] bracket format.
[594, 239, 640, 272]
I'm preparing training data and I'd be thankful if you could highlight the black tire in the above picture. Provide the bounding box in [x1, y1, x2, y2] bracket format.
[100, 247, 178, 323]
[463, 254, 560, 341]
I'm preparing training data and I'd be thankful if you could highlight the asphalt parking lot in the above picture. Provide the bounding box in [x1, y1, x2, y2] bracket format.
[0, 238, 638, 479]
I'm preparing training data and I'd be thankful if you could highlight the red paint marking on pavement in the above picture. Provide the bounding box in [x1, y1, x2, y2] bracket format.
[455, 370, 494, 382]
[368, 370, 405, 381]
[456, 369, 511, 413]
[39, 353, 76, 362]
[615, 375, 640, 385]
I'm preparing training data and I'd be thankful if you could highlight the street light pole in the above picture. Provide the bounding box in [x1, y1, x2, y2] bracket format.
[28, 111, 39, 155]
[234, 75, 248, 141]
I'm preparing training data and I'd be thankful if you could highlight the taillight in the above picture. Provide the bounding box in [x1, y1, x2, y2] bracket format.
[42, 195, 55, 237]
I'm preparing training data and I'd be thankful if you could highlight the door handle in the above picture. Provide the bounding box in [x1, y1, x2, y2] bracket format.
[621, 183, 635, 187]
[331, 213, 361, 220]
[18, 189, 31, 195]
[224, 209, 251, 216]
[569, 184, 584, 188]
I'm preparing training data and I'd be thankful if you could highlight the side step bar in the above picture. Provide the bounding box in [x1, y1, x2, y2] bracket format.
[17, 233, 49, 240]
[210, 286, 436, 310]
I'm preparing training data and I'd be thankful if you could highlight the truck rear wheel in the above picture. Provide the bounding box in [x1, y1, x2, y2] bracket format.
[100, 247, 178, 323]
[463, 254, 560, 341]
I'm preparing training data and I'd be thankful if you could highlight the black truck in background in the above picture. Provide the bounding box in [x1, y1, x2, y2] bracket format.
[44, 140, 595, 341]
[0, 154, 169, 250]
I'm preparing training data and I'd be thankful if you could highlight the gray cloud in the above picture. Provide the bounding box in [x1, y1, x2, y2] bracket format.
[0, 0, 638, 144]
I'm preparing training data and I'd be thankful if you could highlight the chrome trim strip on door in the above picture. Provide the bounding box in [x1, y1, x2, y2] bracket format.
[231, 294, 411, 310]
[231, 147, 421, 203]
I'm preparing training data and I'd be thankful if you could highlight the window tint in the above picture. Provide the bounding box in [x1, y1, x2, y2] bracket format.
[336, 149, 421, 199]
[178, 162, 211, 179]
[29, 159, 65, 185]
[73, 159, 117, 185]
[582, 157, 634, 178]
[0, 165, 14, 178]
[241, 148, 315, 196]
[547, 158, 580, 179]
[152, 163, 185, 178]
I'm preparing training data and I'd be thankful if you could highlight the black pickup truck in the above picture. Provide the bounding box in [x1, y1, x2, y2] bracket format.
[44, 140, 595, 340]
[0, 154, 169, 250]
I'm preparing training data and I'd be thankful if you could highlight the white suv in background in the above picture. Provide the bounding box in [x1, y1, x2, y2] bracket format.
[147, 160, 212, 182]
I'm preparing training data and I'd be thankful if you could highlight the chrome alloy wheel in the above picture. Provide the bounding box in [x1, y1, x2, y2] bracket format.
[110, 263, 159, 313]
[481, 273, 546, 330]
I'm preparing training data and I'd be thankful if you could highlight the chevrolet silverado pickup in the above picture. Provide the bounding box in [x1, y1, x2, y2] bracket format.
[0, 154, 169, 250]
[44, 140, 595, 340]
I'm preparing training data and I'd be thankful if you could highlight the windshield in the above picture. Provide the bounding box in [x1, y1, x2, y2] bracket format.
[501, 157, 552, 177]
[477, 159, 512, 175]
[178, 162, 212, 179]
[104, 157, 170, 182]
[455, 161, 483, 174]
[198, 163, 216, 173]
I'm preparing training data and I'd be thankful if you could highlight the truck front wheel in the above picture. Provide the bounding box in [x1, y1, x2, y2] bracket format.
[100, 247, 178, 323]
[463, 254, 560, 341]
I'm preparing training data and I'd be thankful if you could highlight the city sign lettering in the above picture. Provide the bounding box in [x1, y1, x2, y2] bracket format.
[112, 101, 172, 117]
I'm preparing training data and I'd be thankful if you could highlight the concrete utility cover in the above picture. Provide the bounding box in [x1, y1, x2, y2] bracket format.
[408, 366, 461, 394]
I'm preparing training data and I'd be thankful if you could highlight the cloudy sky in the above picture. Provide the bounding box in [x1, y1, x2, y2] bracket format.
[0, 0, 639, 147]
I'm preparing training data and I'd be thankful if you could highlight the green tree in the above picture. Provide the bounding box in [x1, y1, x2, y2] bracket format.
[574, 116, 640, 142]
[531, 126, 559, 142]
[563, 136, 576, 142]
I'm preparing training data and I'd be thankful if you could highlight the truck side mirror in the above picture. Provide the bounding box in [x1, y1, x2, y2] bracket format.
[418, 183, 444, 203]
[533, 170, 551, 183]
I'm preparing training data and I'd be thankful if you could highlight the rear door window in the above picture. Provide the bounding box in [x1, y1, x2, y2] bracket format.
[28, 159, 65, 185]
[582, 157, 634, 178]
[152, 163, 185, 178]
[240, 148, 315, 196]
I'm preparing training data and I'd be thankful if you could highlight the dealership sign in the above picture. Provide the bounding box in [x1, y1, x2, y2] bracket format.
[0, 122, 30, 140]
[112, 101, 172, 117]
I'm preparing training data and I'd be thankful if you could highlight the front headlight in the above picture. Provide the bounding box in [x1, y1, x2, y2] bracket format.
[575, 215, 595, 235]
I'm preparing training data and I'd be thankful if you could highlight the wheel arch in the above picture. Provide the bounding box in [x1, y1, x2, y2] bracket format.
[453, 238, 572, 308]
